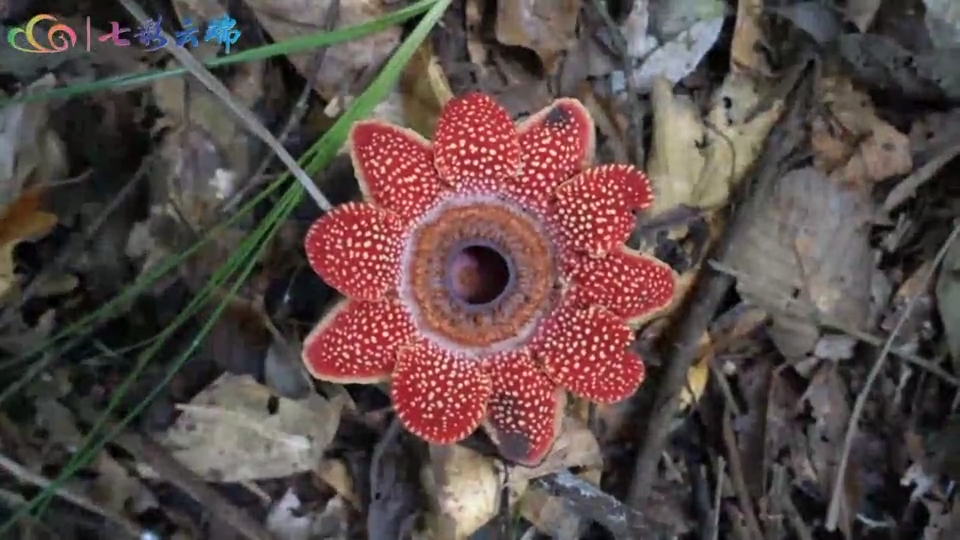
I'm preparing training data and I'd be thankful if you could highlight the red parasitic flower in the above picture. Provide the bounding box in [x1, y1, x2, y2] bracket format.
[302, 93, 676, 466]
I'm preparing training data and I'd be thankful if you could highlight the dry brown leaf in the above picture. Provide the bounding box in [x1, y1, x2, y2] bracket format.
[722, 167, 873, 360]
[0, 187, 58, 298]
[418, 418, 601, 539]
[494, 0, 580, 74]
[646, 75, 783, 215]
[147, 373, 345, 482]
[811, 75, 912, 187]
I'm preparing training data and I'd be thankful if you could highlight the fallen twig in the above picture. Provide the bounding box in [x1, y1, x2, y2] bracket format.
[533, 471, 681, 539]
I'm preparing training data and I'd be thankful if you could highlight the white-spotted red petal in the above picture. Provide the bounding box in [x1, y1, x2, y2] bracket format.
[612, 164, 654, 210]
[349, 121, 444, 220]
[433, 93, 521, 189]
[302, 299, 415, 383]
[532, 300, 645, 403]
[304, 202, 404, 301]
[482, 351, 563, 466]
[549, 165, 635, 257]
[510, 98, 595, 211]
[569, 247, 676, 323]
[391, 341, 491, 444]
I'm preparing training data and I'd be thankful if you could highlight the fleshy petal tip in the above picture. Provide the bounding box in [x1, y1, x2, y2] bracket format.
[349, 121, 443, 219]
[433, 92, 521, 187]
[391, 342, 492, 444]
[304, 202, 405, 301]
[302, 299, 415, 384]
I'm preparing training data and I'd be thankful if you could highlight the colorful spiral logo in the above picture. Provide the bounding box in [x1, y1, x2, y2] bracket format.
[7, 14, 77, 53]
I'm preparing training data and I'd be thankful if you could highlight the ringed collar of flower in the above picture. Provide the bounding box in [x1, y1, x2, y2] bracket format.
[301, 92, 676, 466]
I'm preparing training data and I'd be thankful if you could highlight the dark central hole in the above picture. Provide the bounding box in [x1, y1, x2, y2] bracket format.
[448, 244, 511, 305]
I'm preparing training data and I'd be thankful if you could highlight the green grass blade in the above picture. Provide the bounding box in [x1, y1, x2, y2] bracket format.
[0, 0, 436, 106]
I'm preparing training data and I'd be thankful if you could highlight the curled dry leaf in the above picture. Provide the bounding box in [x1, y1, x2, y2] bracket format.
[722, 167, 873, 359]
[147, 373, 345, 482]
[811, 75, 912, 187]
[646, 75, 783, 215]
[418, 418, 601, 538]
[0, 187, 59, 299]
[494, 0, 580, 74]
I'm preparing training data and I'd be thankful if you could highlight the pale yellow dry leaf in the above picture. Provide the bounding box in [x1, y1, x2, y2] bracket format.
[418, 418, 601, 539]
[646, 74, 784, 215]
[149, 373, 345, 482]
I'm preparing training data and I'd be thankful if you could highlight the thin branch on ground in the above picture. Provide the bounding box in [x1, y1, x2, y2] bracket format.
[118, 0, 332, 211]
[825, 221, 960, 529]
[533, 471, 679, 539]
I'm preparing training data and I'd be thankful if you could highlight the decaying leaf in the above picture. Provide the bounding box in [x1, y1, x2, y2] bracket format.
[494, 0, 580, 74]
[723, 167, 873, 359]
[148, 373, 345, 482]
[811, 75, 912, 187]
[646, 74, 783, 215]
[418, 418, 601, 538]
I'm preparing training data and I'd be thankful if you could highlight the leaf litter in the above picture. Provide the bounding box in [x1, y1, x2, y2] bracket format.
[3, 0, 960, 538]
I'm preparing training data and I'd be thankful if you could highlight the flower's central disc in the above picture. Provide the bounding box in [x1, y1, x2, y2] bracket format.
[400, 195, 557, 355]
[447, 242, 513, 307]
